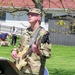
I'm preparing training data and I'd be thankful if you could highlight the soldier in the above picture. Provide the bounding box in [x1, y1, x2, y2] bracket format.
[11, 8, 51, 75]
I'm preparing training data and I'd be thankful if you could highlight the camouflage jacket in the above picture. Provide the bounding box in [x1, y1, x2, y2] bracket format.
[14, 26, 51, 75]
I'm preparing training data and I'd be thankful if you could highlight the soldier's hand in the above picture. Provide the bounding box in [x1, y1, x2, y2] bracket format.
[11, 50, 19, 60]
[32, 43, 40, 55]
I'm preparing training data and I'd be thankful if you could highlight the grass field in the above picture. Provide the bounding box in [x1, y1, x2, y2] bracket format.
[46, 45, 75, 75]
[0, 42, 75, 75]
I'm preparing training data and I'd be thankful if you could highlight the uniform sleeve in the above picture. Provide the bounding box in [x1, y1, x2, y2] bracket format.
[39, 31, 51, 58]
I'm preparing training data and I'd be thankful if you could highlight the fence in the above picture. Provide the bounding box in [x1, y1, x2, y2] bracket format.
[0, 24, 25, 35]
[49, 19, 75, 46]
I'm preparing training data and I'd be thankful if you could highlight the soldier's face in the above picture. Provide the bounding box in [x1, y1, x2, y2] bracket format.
[28, 13, 41, 23]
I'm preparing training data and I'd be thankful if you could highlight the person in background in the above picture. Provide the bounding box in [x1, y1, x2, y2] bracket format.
[0, 32, 11, 46]
[11, 26, 18, 46]
[11, 8, 51, 75]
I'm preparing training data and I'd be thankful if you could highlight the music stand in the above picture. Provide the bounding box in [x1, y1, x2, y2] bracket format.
[0, 57, 24, 75]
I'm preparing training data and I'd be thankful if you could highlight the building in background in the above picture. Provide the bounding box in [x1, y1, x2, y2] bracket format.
[0, 0, 75, 46]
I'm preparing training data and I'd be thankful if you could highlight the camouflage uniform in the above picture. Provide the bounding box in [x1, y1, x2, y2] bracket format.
[13, 26, 51, 75]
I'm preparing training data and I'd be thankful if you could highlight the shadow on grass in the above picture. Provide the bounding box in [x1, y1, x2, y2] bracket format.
[49, 69, 75, 75]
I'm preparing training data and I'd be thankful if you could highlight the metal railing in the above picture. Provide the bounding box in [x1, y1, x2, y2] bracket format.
[0, 24, 25, 35]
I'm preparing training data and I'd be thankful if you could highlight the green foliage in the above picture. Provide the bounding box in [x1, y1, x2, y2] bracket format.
[56, 20, 66, 26]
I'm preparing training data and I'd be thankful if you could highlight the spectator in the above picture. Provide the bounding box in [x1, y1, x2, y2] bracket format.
[11, 26, 18, 46]
[0, 33, 11, 46]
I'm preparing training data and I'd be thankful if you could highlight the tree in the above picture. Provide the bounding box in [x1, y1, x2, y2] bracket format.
[0, 0, 75, 33]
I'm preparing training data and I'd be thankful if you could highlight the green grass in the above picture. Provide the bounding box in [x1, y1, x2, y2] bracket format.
[0, 46, 15, 61]
[46, 45, 75, 75]
[0, 41, 75, 75]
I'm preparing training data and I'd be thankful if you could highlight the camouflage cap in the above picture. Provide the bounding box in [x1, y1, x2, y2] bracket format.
[27, 8, 42, 15]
